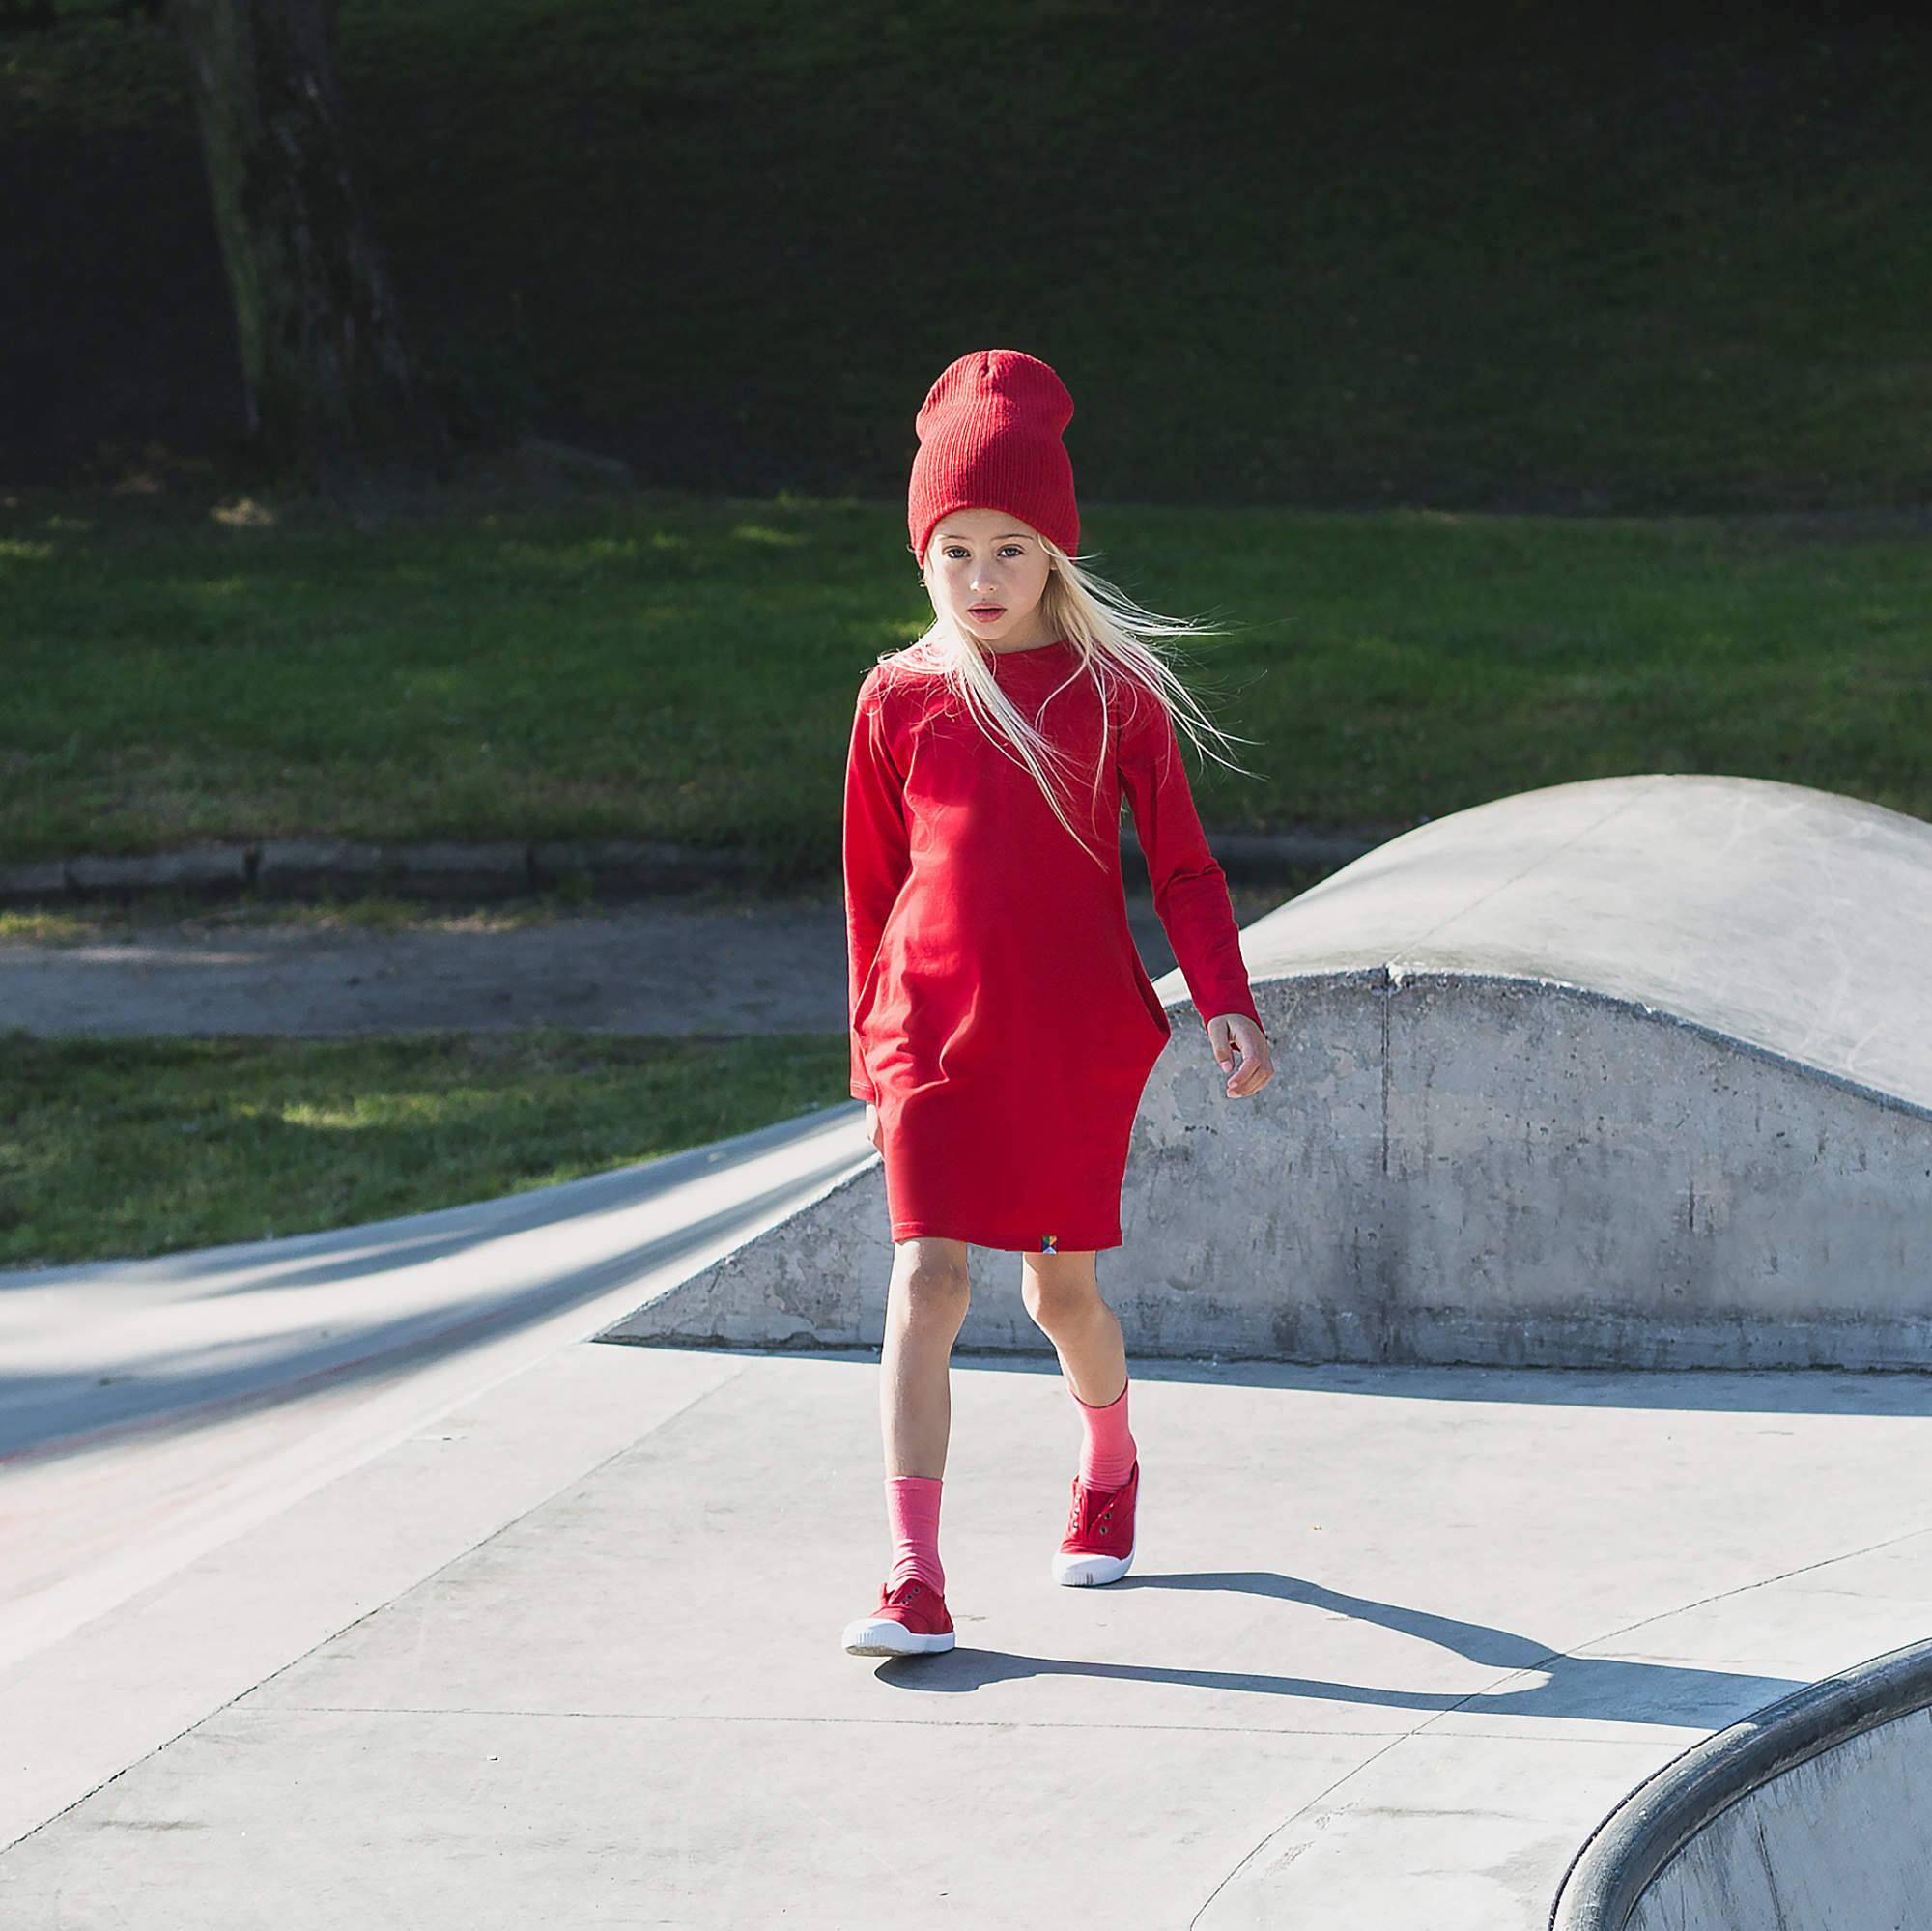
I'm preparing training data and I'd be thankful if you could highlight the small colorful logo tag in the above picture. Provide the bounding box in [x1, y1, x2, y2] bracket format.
[1040, 1232, 1058, 1254]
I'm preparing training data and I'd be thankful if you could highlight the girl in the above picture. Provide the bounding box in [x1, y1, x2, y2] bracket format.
[839, 349, 1273, 1658]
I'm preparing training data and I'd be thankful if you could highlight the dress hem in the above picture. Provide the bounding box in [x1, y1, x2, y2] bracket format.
[888, 1219, 1125, 1254]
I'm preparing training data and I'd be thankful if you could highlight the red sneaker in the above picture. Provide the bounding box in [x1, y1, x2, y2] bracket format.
[841, 1576, 956, 1657]
[1053, 1460, 1138, 1586]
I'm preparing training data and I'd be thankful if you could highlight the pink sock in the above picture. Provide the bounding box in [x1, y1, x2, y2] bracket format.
[1073, 1379, 1137, 1490]
[884, 1474, 945, 1593]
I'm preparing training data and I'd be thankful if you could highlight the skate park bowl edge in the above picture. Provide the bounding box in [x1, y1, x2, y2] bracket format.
[1550, 1633, 1932, 1929]
[604, 773, 1932, 1369]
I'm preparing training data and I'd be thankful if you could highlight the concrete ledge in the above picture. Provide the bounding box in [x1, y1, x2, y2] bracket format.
[1551, 1635, 1932, 1930]
[0, 838, 767, 907]
[255, 839, 529, 899]
[525, 838, 763, 894]
[606, 774, 1932, 1368]
[65, 846, 248, 894]
[605, 970, 1932, 1366]
[0, 827, 1389, 909]
[2, 859, 76, 897]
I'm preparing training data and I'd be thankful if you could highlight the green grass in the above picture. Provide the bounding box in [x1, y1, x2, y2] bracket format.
[3, 484, 1929, 871]
[5, 3, 1932, 508]
[12, 2, 1931, 1274]
[0, 1028, 848, 1269]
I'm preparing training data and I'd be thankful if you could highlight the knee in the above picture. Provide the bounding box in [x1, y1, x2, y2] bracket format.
[1022, 1266, 1100, 1335]
[890, 1248, 972, 1333]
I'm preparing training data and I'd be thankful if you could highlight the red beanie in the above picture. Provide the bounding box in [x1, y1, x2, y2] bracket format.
[907, 350, 1079, 567]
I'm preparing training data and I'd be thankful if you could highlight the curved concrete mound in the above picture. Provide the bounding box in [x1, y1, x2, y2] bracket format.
[1551, 1635, 1932, 1930]
[606, 775, 1932, 1367]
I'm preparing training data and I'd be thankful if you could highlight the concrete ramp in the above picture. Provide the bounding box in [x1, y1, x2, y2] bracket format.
[606, 775, 1932, 1368]
[1554, 1635, 1932, 1929]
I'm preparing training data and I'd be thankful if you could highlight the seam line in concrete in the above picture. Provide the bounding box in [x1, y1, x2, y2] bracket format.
[1443, 1519, 1932, 1724]
[252, 1707, 1419, 1736]
[1378, 966, 1392, 1183]
[1396, 787, 1649, 953]
[0, 1358, 753, 1858]
[1189, 1729, 1416, 1926]
[229, 1708, 1716, 1746]
[1181, 1518, 1932, 1925]
[1361, 1520, 1932, 1784]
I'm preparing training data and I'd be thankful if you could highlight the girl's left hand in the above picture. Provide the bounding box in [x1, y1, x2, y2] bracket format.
[1208, 1013, 1273, 1098]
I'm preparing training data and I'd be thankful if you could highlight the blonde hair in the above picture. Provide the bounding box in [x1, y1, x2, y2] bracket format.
[878, 531, 1261, 869]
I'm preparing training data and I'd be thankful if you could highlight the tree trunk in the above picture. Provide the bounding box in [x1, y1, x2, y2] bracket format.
[169, 0, 453, 497]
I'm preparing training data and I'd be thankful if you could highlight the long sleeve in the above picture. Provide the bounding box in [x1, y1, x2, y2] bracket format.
[842, 677, 911, 1100]
[1117, 689, 1266, 1038]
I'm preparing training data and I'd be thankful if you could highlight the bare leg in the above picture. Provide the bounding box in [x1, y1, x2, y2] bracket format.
[1019, 1249, 1127, 1406]
[880, 1236, 972, 1478]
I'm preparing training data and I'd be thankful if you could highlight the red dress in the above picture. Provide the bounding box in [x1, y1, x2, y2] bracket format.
[842, 637, 1264, 1253]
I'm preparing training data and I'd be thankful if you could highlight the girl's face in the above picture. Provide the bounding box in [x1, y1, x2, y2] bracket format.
[923, 507, 1055, 648]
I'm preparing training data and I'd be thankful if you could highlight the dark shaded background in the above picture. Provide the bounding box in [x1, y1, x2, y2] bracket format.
[5, 0, 1931, 511]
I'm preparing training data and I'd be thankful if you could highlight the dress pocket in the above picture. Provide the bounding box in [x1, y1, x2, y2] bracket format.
[1129, 954, 1173, 1041]
[851, 890, 909, 1035]
[852, 948, 889, 1033]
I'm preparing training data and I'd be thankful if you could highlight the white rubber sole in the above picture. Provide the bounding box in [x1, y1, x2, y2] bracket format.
[841, 1615, 955, 1657]
[1052, 1544, 1135, 1587]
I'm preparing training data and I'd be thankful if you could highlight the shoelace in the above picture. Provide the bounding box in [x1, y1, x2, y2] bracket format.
[1065, 1476, 1124, 1541]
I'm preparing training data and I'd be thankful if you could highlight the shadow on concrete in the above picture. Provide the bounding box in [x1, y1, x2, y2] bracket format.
[655, 1343, 1932, 1420]
[1103, 1358, 1932, 1418]
[0, 1179, 826, 1464]
[0, 1109, 862, 1463]
[864, 1568, 1805, 1722]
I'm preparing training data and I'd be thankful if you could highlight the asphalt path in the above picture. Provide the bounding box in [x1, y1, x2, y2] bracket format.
[0, 883, 1297, 1037]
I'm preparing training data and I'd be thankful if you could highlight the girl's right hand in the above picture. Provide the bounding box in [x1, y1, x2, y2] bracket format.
[864, 1101, 881, 1152]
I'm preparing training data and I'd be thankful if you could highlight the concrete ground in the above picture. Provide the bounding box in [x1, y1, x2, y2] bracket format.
[0, 1106, 876, 1672]
[8, 1314, 1932, 1925]
[7, 778, 1931, 1920]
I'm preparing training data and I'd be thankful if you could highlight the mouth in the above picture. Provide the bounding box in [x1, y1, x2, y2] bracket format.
[965, 606, 1007, 623]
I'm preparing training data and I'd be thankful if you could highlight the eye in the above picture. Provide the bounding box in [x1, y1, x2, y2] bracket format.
[999, 545, 1025, 558]
[943, 545, 968, 559]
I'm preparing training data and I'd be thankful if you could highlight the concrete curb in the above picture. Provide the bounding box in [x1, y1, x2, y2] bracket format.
[1548, 1633, 1932, 1929]
[0, 825, 1403, 909]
